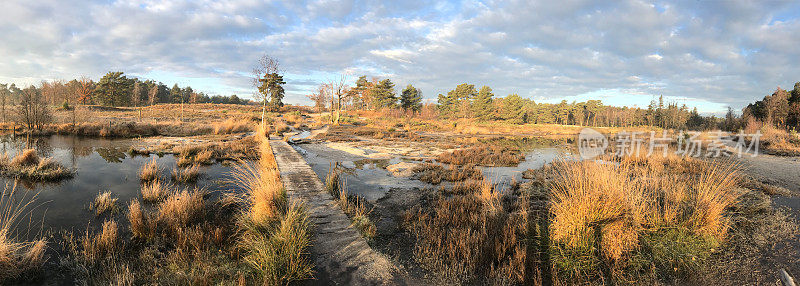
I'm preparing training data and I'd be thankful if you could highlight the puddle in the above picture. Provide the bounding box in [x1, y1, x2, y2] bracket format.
[0, 134, 245, 240]
[482, 148, 569, 188]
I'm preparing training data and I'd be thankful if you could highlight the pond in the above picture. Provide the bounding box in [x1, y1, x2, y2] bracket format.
[0, 134, 244, 241]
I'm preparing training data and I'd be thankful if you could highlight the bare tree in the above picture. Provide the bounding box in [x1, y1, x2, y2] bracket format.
[329, 75, 350, 125]
[16, 86, 52, 131]
[252, 54, 282, 125]
[147, 85, 158, 106]
[306, 85, 329, 112]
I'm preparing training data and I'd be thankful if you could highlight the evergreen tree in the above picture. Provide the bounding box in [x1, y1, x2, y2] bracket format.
[170, 84, 182, 103]
[437, 93, 452, 117]
[471, 85, 494, 120]
[94, 71, 133, 107]
[257, 72, 285, 112]
[400, 84, 422, 112]
[373, 79, 397, 108]
[447, 83, 476, 118]
[501, 94, 526, 124]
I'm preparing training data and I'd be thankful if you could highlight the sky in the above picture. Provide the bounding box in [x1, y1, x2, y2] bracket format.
[2, 0, 800, 115]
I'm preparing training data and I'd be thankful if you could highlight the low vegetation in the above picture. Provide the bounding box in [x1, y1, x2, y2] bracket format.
[90, 191, 118, 216]
[0, 149, 73, 181]
[232, 124, 313, 284]
[412, 163, 483, 184]
[171, 165, 200, 183]
[140, 179, 169, 202]
[436, 145, 524, 167]
[325, 168, 376, 239]
[139, 158, 159, 181]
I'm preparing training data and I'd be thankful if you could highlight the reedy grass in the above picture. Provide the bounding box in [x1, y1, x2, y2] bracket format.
[232, 123, 313, 284]
[0, 149, 74, 181]
[91, 191, 118, 216]
[141, 179, 169, 202]
[171, 165, 200, 183]
[325, 169, 376, 239]
[548, 153, 743, 282]
[139, 157, 159, 181]
[0, 185, 46, 281]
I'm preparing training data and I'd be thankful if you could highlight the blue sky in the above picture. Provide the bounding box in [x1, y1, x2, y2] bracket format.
[2, 0, 800, 115]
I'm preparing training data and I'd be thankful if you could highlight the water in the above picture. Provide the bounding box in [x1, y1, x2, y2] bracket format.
[292, 142, 566, 202]
[0, 134, 244, 240]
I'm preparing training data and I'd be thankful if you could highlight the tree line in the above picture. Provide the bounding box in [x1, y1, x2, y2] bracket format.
[742, 82, 800, 131]
[307, 77, 721, 130]
[0, 71, 251, 111]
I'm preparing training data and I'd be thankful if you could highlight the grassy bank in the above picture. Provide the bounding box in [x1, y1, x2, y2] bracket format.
[0, 149, 73, 181]
[395, 151, 791, 284]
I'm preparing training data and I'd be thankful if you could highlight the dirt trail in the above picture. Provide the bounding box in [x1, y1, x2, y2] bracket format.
[735, 153, 800, 194]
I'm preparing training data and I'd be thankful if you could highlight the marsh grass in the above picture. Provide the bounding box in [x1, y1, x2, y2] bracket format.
[157, 189, 205, 232]
[0, 186, 46, 281]
[403, 178, 529, 284]
[171, 165, 200, 183]
[213, 118, 253, 135]
[232, 123, 313, 285]
[0, 149, 73, 181]
[548, 153, 743, 283]
[91, 191, 118, 216]
[141, 179, 169, 202]
[436, 145, 524, 167]
[325, 169, 376, 239]
[412, 163, 483, 184]
[139, 158, 159, 181]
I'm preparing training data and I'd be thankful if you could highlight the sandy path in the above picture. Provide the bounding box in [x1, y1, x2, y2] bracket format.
[734, 153, 800, 194]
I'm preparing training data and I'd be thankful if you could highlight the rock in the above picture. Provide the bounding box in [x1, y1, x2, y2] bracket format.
[386, 162, 419, 177]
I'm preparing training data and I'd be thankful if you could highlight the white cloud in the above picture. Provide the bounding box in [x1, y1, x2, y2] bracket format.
[0, 0, 799, 110]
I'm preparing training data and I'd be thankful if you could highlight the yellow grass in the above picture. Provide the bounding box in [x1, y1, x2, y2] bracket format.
[157, 189, 204, 231]
[10, 149, 39, 167]
[549, 154, 742, 261]
[213, 118, 253, 135]
[171, 165, 200, 183]
[139, 158, 159, 181]
[126, 200, 149, 240]
[141, 179, 169, 202]
[91, 191, 118, 216]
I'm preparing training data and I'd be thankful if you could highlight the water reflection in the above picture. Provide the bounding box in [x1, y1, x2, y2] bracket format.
[0, 134, 245, 240]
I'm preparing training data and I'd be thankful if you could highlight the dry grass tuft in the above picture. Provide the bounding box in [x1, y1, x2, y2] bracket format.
[325, 169, 375, 239]
[139, 158, 159, 181]
[141, 179, 169, 202]
[80, 220, 119, 264]
[171, 165, 200, 183]
[548, 154, 742, 282]
[157, 189, 204, 231]
[213, 118, 253, 135]
[403, 178, 529, 283]
[126, 200, 150, 240]
[10, 149, 39, 167]
[91, 191, 118, 216]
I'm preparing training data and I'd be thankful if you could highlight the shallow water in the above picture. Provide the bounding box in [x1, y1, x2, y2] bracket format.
[0, 134, 243, 240]
[293, 141, 567, 202]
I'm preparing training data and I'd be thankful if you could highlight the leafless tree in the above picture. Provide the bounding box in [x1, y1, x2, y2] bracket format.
[16, 86, 52, 131]
[328, 75, 350, 125]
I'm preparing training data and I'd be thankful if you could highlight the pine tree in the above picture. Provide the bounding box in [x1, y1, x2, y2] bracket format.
[373, 79, 397, 108]
[501, 94, 526, 124]
[94, 71, 133, 107]
[257, 72, 285, 112]
[400, 84, 422, 112]
[471, 85, 494, 120]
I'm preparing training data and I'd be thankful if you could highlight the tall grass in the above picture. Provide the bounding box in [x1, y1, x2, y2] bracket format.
[91, 191, 118, 216]
[0, 149, 74, 181]
[233, 123, 313, 284]
[139, 158, 159, 181]
[549, 154, 742, 282]
[0, 185, 46, 281]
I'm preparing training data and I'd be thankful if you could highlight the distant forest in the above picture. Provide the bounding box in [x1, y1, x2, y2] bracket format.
[0, 71, 252, 109]
[308, 76, 736, 130]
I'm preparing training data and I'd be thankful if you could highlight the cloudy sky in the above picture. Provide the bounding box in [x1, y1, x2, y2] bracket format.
[2, 0, 799, 114]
